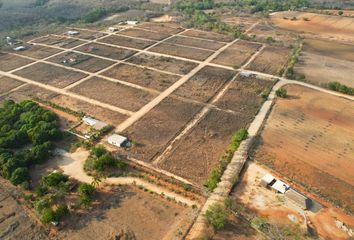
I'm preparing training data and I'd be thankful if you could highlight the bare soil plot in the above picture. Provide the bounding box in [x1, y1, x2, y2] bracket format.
[101, 63, 180, 91]
[64, 28, 107, 40]
[74, 42, 137, 60]
[118, 28, 171, 41]
[0, 178, 48, 240]
[13, 63, 88, 88]
[57, 185, 193, 240]
[165, 36, 225, 51]
[32, 35, 85, 49]
[51, 95, 127, 126]
[10, 44, 62, 59]
[119, 97, 203, 162]
[70, 77, 157, 112]
[137, 22, 184, 34]
[221, 15, 259, 31]
[173, 66, 235, 103]
[271, 11, 354, 42]
[48, 51, 115, 73]
[149, 43, 213, 61]
[127, 53, 198, 75]
[212, 40, 262, 67]
[158, 109, 248, 186]
[0, 53, 33, 72]
[215, 76, 274, 115]
[0, 76, 24, 94]
[98, 34, 156, 49]
[0, 84, 58, 103]
[252, 85, 354, 213]
[181, 29, 234, 42]
[246, 46, 291, 75]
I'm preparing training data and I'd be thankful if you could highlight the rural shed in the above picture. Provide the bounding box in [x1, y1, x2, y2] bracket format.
[260, 174, 276, 188]
[285, 188, 312, 210]
[271, 180, 290, 194]
[108, 134, 128, 148]
[83, 116, 98, 126]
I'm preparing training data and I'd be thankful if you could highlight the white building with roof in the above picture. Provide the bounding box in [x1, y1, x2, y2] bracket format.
[82, 116, 98, 126]
[271, 179, 290, 194]
[108, 134, 128, 148]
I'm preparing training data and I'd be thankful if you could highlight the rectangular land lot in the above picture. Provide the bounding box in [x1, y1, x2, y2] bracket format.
[0, 53, 33, 72]
[10, 44, 62, 59]
[48, 51, 115, 73]
[0, 76, 24, 94]
[13, 63, 88, 88]
[64, 28, 106, 40]
[70, 77, 157, 112]
[32, 35, 85, 49]
[98, 34, 156, 49]
[0, 84, 58, 103]
[212, 40, 262, 67]
[173, 66, 235, 103]
[127, 53, 198, 75]
[137, 22, 184, 34]
[165, 35, 225, 51]
[101, 63, 180, 91]
[246, 46, 290, 75]
[118, 28, 171, 41]
[253, 85, 354, 212]
[149, 43, 213, 61]
[181, 29, 234, 42]
[118, 97, 203, 162]
[74, 43, 137, 60]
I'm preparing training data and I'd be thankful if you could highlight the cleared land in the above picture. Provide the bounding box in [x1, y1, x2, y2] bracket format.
[118, 28, 171, 41]
[48, 51, 115, 73]
[0, 84, 58, 103]
[173, 66, 235, 103]
[32, 35, 85, 49]
[64, 28, 106, 40]
[70, 77, 157, 112]
[149, 43, 213, 61]
[246, 46, 290, 75]
[98, 34, 156, 49]
[101, 63, 180, 91]
[271, 11, 354, 42]
[0, 76, 24, 94]
[137, 22, 184, 34]
[10, 44, 62, 59]
[221, 15, 259, 32]
[212, 40, 262, 67]
[74, 42, 137, 60]
[119, 97, 203, 162]
[13, 62, 88, 88]
[294, 39, 354, 88]
[253, 85, 354, 213]
[0, 53, 33, 72]
[127, 53, 198, 75]
[181, 29, 234, 42]
[165, 36, 225, 51]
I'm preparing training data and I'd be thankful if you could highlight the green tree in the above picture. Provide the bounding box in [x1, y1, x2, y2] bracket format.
[205, 203, 227, 230]
[10, 167, 30, 185]
[338, 10, 344, 16]
[42, 172, 68, 187]
[276, 88, 287, 98]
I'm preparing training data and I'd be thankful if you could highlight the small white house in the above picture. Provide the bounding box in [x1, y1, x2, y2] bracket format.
[82, 116, 98, 126]
[126, 20, 139, 25]
[271, 180, 290, 194]
[67, 31, 80, 36]
[108, 134, 128, 148]
[260, 174, 276, 188]
[108, 27, 118, 32]
[13, 46, 26, 51]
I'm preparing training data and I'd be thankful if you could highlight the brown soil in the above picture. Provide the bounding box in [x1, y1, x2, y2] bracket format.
[165, 35, 225, 51]
[64, 28, 107, 40]
[51, 94, 128, 126]
[98, 34, 156, 49]
[32, 35, 85, 49]
[118, 97, 203, 162]
[74, 42, 136, 60]
[10, 44, 62, 59]
[149, 42, 213, 61]
[118, 28, 171, 41]
[57, 185, 193, 240]
[212, 40, 262, 67]
[181, 29, 234, 42]
[137, 22, 184, 34]
[246, 46, 291, 75]
[0, 76, 24, 94]
[13, 62, 88, 88]
[127, 53, 198, 75]
[101, 63, 180, 91]
[173, 66, 235, 103]
[253, 84, 354, 213]
[0, 53, 33, 72]
[48, 51, 115, 73]
[69, 77, 157, 112]
[221, 15, 259, 31]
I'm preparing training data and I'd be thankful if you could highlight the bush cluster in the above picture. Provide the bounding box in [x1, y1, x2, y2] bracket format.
[328, 82, 354, 96]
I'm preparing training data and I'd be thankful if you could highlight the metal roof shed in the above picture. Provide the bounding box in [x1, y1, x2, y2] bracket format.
[108, 134, 127, 147]
[271, 180, 290, 194]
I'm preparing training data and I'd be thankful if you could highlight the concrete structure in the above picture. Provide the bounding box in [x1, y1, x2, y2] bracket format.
[271, 179, 290, 194]
[126, 21, 139, 25]
[108, 134, 128, 147]
[108, 27, 118, 32]
[260, 174, 276, 188]
[82, 116, 98, 126]
[67, 31, 79, 36]
[285, 188, 312, 210]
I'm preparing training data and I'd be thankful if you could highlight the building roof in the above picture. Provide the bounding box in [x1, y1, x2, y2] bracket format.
[261, 174, 275, 184]
[108, 134, 127, 146]
[67, 30, 79, 35]
[285, 188, 311, 209]
[82, 116, 98, 126]
[13, 46, 26, 51]
[93, 121, 108, 131]
[271, 180, 290, 194]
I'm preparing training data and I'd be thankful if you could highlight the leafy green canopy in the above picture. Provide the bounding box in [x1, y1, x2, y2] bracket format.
[0, 100, 62, 186]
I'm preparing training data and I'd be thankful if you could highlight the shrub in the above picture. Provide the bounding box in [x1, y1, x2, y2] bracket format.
[204, 168, 221, 192]
[41, 207, 56, 223]
[78, 183, 95, 205]
[338, 10, 344, 16]
[10, 167, 30, 185]
[205, 203, 227, 230]
[275, 88, 287, 98]
[42, 172, 68, 187]
[327, 82, 354, 95]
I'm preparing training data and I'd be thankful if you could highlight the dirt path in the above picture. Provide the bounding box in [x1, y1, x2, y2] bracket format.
[54, 149, 199, 207]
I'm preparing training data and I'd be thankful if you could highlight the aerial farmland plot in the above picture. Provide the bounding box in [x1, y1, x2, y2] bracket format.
[0, 53, 34, 72]
[74, 42, 137, 60]
[32, 35, 86, 49]
[98, 34, 156, 49]
[0, 76, 24, 94]
[8, 44, 63, 59]
[118, 28, 171, 41]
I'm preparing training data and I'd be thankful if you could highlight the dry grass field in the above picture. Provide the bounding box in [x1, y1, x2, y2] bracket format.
[0, 84, 58, 102]
[165, 36, 225, 51]
[10, 44, 62, 59]
[181, 29, 234, 42]
[253, 85, 354, 213]
[63, 28, 107, 40]
[137, 22, 184, 34]
[98, 34, 156, 49]
[0, 76, 24, 94]
[74, 42, 136, 60]
[32, 35, 85, 49]
[118, 28, 171, 41]
[0, 53, 33, 72]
